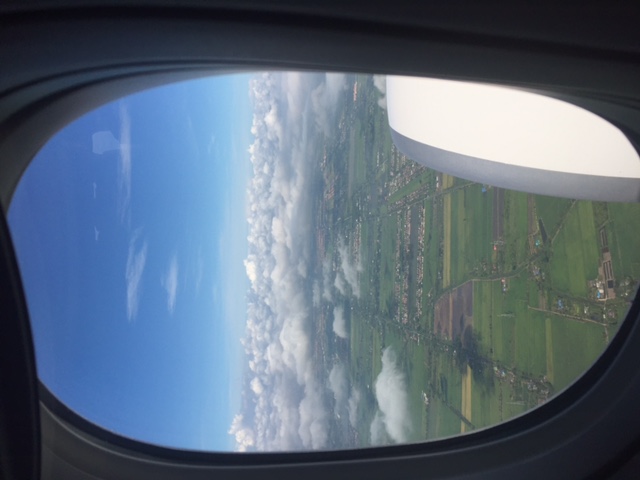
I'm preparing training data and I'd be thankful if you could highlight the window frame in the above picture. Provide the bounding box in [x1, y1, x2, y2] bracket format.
[1, 3, 640, 479]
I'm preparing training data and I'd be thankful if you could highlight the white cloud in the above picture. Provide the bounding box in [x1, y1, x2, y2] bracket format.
[125, 229, 148, 321]
[92, 131, 120, 154]
[118, 104, 132, 225]
[347, 387, 361, 428]
[94, 226, 100, 242]
[369, 410, 388, 445]
[373, 347, 412, 444]
[298, 378, 329, 449]
[332, 306, 349, 339]
[92, 182, 97, 199]
[244, 257, 258, 284]
[334, 272, 347, 296]
[373, 74, 387, 110]
[162, 255, 179, 314]
[373, 75, 386, 94]
[232, 72, 336, 452]
[311, 73, 347, 135]
[337, 240, 361, 298]
[250, 376, 264, 395]
[322, 260, 333, 302]
[229, 414, 255, 452]
[328, 363, 349, 406]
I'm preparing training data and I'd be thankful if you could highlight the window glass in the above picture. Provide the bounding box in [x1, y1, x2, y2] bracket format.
[7, 72, 640, 452]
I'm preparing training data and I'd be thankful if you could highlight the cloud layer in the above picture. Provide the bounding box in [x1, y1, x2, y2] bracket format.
[231, 72, 348, 451]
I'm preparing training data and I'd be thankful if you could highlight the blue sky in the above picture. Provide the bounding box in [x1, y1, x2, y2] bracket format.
[8, 75, 253, 450]
[8, 71, 381, 453]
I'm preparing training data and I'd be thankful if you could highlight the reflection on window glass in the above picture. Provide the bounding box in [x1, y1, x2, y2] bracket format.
[7, 72, 640, 452]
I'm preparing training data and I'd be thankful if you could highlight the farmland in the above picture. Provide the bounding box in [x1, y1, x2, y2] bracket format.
[308, 73, 639, 448]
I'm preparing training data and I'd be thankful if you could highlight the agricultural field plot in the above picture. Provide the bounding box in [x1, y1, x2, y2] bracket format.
[424, 348, 466, 439]
[434, 281, 473, 341]
[535, 195, 574, 239]
[447, 186, 494, 287]
[548, 201, 600, 298]
[378, 212, 398, 313]
[608, 203, 640, 279]
[428, 397, 464, 440]
[543, 314, 607, 391]
[501, 190, 530, 272]
[442, 174, 455, 190]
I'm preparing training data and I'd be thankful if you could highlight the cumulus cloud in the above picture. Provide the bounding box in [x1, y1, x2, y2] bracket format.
[298, 378, 329, 449]
[117, 104, 132, 225]
[347, 387, 361, 428]
[373, 74, 387, 110]
[369, 410, 388, 445]
[332, 306, 349, 339]
[125, 229, 148, 321]
[162, 255, 179, 314]
[311, 73, 347, 136]
[229, 414, 255, 452]
[328, 363, 349, 406]
[250, 376, 264, 396]
[244, 257, 258, 284]
[373, 347, 412, 443]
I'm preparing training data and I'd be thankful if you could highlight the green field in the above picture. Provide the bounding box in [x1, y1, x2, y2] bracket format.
[316, 74, 638, 448]
[548, 201, 600, 297]
[536, 195, 573, 238]
[448, 185, 493, 287]
[544, 314, 607, 390]
[502, 190, 530, 271]
[609, 203, 640, 278]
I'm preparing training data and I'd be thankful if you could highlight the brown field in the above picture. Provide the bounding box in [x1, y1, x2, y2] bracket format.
[442, 174, 455, 190]
[434, 281, 474, 340]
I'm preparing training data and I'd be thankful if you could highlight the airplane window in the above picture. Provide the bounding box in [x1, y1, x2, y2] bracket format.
[7, 72, 640, 452]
